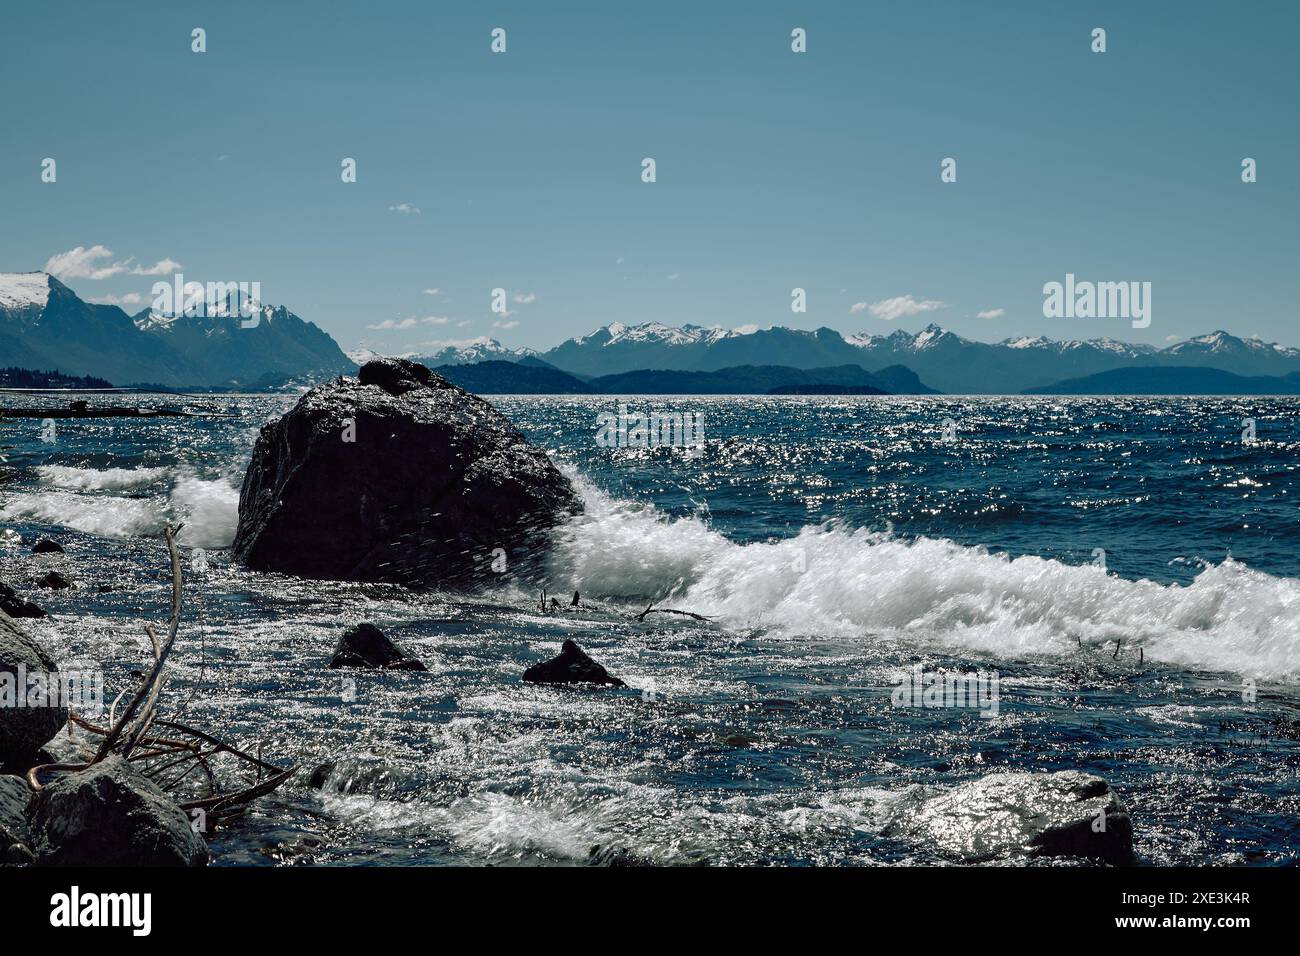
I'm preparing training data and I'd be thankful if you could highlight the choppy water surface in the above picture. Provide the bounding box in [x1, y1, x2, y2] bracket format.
[1, 394, 1298, 865]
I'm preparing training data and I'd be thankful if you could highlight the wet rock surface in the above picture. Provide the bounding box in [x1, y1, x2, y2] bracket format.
[0, 582, 45, 619]
[233, 358, 581, 588]
[524, 640, 626, 688]
[29, 755, 208, 867]
[0, 611, 68, 767]
[328, 622, 427, 671]
[0, 775, 34, 862]
[886, 770, 1134, 865]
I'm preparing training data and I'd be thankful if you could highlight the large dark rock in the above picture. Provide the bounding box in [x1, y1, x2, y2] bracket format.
[36, 571, 70, 590]
[0, 583, 45, 619]
[329, 623, 427, 671]
[524, 640, 626, 687]
[0, 611, 68, 767]
[886, 770, 1134, 865]
[232, 358, 581, 588]
[31, 539, 64, 555]
[29, 755, 208, 867]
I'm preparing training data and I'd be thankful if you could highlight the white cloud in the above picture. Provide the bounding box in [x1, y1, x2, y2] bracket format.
[367, 315, 449, 331]
[511, 292, 536, 304]
[44, 245, 128, 280]
[976, 308, 1005, 319]
[388, 203, 421, 215]
[87, 292, 148, 308]
[855, 295, 947, 321]
[666, 273, 680, 281]
[422, 287, 440, 296]
[45, 246, 182, 281]
[493, 319, 520, 330]
[131, 258, 183, 276]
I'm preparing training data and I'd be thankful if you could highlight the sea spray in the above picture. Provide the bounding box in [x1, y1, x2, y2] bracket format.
[548, 470, 1300, 680]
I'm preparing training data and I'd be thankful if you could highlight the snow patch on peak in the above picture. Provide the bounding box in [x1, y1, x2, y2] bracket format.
[912, 324, 949, 349]
[1006, 335, 1048, 349]
[0, 272, 52, 311]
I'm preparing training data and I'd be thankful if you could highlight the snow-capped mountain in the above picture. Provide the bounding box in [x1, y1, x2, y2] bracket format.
[534, 321, 1300, 393]
[132, 297, 355, 388]
[0, 272, 354, 388]
[410, 337, 537, 366]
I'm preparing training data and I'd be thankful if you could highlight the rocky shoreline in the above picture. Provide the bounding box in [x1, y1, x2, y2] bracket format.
[2, 361, 1136, 867]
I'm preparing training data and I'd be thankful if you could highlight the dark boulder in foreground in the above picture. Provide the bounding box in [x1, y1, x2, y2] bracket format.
[31, 539, 64, 555]
[887, 770, 1134, 865]
[0, 775, 34, 863]
[0, 612, 68, 767]
[232, 358, 581, 588]
[29, 756, 208, 866]
[0, 583, 45, 619]
[329, 623, 427, 671]
[524, 640, 626, 687]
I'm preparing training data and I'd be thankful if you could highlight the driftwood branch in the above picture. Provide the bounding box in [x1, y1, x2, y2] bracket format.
[23, 525, 295, 825]
[94, 524, 184, 762]
[635, 603, 712, 623]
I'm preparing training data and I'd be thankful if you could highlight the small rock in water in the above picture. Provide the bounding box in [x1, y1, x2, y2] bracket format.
[36, 571, 70, 590]
[523, 640, 626, 688]
[0, 582, 46, 618]
[305, 758, 415, 800]
[29, 755, 208, 866]
[31, 539, 64, 555]
[886, 770, 1134, 866]
[328, 623, 427, 671]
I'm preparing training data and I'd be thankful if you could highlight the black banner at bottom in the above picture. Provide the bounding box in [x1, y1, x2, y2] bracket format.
[0, 864, 1280, 941]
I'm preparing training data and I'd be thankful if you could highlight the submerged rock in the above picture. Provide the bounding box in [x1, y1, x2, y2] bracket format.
[31, 539, 64, 555]
[0, 583, 45, 619]
[36, 571, 70, 590]
[328, 622, 427, 671]
[524, 640, 626, 688]
[232, 358, 581, 589]
[0, 612, 68, 767]
[29, 755, 208, 867]
[305, 758, 418, 800]
[887, 770, 1134, 865]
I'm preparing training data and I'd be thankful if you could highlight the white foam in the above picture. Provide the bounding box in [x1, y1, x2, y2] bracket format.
[171, 475, 239, 548]
[37, 465, 169, 493]
[1, 470, 240, 548]
[551, 476, 1300, 681]
[0, 490, 165, 538]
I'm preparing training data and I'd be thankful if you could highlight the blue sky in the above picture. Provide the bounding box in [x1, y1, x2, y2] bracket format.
[2, 0, 1296, 353]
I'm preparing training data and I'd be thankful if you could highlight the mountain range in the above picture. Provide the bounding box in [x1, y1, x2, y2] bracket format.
[420, 322, 1300, 395]
[432, 360, 935, 395]
[6, 271, 1300, 394]
[1023, 366, 1300, 395]
[0, 272, 354, 388]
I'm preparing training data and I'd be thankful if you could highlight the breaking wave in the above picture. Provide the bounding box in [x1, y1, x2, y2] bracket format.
[551, 473, 1300, 680]
[2, 467, 239, 548]
[36, 464, 170, 492]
